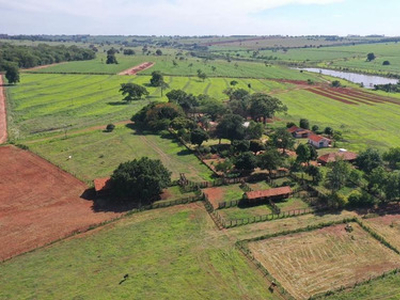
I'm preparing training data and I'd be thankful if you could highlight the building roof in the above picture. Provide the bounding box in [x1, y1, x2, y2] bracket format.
[308, 134, 330, 143]
[94, 177, 112, 192]
[245, 186, 292, 200]
[287, 125, 300, 133]
[318, 151, 358, 164]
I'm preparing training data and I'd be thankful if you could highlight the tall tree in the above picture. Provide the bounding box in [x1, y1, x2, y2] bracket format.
[235, 152, 258, 173]
[296, 143, 311, 165]
[106, 48, 118, 64]
[119, 83, 149, 102]
[4, 64, 20, 84]
[258, 148, 282, 174]
[190, 128, 209, 146]
[271, 127, 295, 154]
[150, 71, 164, 87]
[383, 147, 400, 169]
[326, 159, 351, 193]
[215, 114, 245, 143]
[248, 93, 287, 124]
[110, 157, 171, 203]
[367, 53, 376, 62]
[356, 148, 383, 173]
[299, 118, 310, 130]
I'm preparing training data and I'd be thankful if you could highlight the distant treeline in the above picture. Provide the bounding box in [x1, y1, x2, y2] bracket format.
[374, 83, 400, 93]
[0, 43, 96, 70]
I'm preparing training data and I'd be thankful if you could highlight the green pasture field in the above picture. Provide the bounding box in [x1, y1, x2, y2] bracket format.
[226, 210, 358, 241]
[5, 73, 293, 140]
[27, 125, 214, 183]
[219, 197, 309, 221]
[321, 272, 400, 300]
[206, 36, 379, 50]
[278, 89, 400, 151]
[322, 42, 400, 74]
[28, 52, 322, 80]
[0, 206, 277, 300]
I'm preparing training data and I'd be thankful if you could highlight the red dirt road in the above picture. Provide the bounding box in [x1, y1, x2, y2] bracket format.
[118, 62, 155, 75]
[0, 75, 7, 144]
[0, 146, 122, 261]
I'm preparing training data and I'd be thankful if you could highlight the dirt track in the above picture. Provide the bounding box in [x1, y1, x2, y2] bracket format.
[0, 75, 7, 144]
[0, 146, 122, 261]
[118, 62, 155, 75]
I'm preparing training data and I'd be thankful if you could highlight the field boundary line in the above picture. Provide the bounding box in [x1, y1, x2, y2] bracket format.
[0, 74, 7, 144]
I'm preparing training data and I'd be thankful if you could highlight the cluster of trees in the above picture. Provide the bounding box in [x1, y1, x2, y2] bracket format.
[0, 43, 96, 70]
[374, 82, 400, 93]
[321, 147, 400, 209]
[106, 48, 118, 64]
[110, 157, 171, 204]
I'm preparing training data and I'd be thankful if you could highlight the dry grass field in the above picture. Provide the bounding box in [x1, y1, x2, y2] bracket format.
[364, 212, 400, 252]
[248, 223, 400, 299]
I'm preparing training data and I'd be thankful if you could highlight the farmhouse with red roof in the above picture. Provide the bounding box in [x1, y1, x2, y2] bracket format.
[318, 151, 358, 165]
[287, 125, 312, 138]
[308, 134, 331, 149]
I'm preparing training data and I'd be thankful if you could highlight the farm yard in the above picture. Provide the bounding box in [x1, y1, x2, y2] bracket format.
[248, 223, 400, 299]
[3, 34, 400, 300]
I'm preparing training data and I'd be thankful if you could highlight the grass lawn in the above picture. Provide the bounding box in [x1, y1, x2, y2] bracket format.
[28, 125, 214, 183]
[226, 210, 358, 241]
[29, 52, 323, 81]
[322, 272, 400, 300]
[0, 205, 278, 300]
[279, 88, 400, 151]
[219, 205, 273, 221]
[6, 73, 293, 140]
[275, 197, 310, 212]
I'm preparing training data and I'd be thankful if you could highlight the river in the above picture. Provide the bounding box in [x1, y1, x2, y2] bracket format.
[299, 68, 398, 89]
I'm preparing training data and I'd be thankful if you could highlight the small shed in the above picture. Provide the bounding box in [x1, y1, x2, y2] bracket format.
[308, 134, 331, 148]
[244, 186, 292, 203]
[94, 177, 112, 197]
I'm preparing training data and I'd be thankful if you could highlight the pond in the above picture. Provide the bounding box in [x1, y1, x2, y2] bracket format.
[299, 68, 398, 89]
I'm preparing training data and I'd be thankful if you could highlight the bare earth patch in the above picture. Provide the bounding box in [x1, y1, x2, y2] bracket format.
[0, 146, 122, 261]
[118, 62, 155, 75]
[248, 223, 400, 299]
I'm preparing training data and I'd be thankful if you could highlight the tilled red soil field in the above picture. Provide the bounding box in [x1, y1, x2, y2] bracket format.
[307, 86, 400, 106]
[0, 146, 122, 261]
[118, 62, 155, 75]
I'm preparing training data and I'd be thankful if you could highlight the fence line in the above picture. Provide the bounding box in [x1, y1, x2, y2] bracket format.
[221, 206, 329, 228]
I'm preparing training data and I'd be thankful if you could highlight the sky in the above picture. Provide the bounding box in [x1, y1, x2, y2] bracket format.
[1, 0, 399, 36]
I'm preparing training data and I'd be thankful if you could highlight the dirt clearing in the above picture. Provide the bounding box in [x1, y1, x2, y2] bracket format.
[0, 146, 122, 261]
[118, 62, 154, 75]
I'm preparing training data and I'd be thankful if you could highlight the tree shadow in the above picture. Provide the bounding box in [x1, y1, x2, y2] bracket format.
[177, 149, 192, 156]
[107, 101, 128, 106]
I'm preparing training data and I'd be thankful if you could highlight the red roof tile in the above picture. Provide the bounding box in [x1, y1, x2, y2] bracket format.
[287, 125, 300, 133]
[308, 134, 330, 143]
[245, 186, 292, 200]
[94, 177, 112, 192]
[318, 152, 358, 164]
